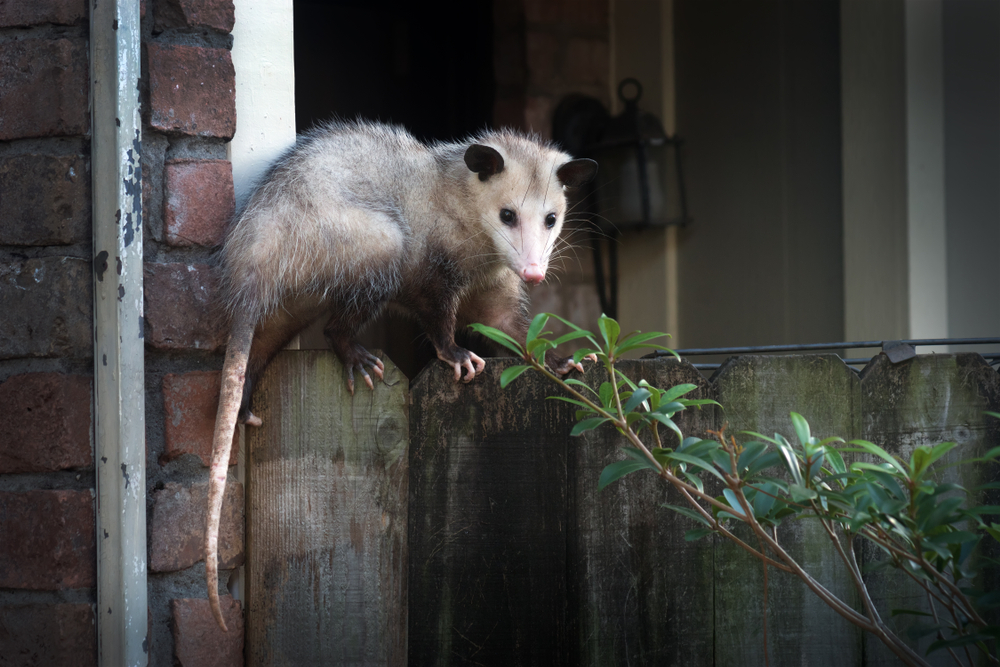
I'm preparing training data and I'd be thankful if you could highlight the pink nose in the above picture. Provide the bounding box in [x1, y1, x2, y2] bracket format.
[522, 265, 545, 285]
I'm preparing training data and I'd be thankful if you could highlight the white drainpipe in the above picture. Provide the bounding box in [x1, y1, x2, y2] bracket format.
[90, 0, 147, 664]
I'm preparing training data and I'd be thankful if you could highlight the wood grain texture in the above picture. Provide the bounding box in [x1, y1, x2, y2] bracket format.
[246, 351, 408, 667]
[713, 354, 864, 666]
[860, 353, 1000, 666]
[408, 358, 571, 666]
[567, 359, 717, 667]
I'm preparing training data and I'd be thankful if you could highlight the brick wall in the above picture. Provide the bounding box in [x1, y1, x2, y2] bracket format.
[141, 1, 243, 665]
[0, 0, 98, 664]
[0, 0, 243, 665]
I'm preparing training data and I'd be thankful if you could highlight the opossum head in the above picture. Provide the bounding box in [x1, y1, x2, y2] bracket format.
[464, 140, 597, 285]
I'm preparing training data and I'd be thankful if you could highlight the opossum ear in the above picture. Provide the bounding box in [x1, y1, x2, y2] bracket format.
[556, 158, 598, 188]
[464, 145, 505, 182]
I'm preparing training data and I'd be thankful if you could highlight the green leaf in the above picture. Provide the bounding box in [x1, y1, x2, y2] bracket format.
[526, 313, 550, 343]
[824, 448, 847, 476]
[647, 413, 683, 441]
[849, 440, 909, 476]
[552, 329, 595, 347]
[911, 441, 958, 479]
[683, 471, 704, 494]
[737, 441, 768, 474]
[774, 435, 804, 486]
[499, 364, 531, 388]
[722, 488, 747, 518]
[928, 530, 979, 546]
[751, 482, 778, 518]
[468, 323, 524, 356]
[599, 382, 615, 409]
[597, 314, 620, 351]
[661, 384, 698, 403]
[745, 451, 784, 478]
[623, 388, 652, 414]
[789, 484, 818, 502]
[598, 459, 648, 490]
[621, 447, 659, 471]
[665, 452, 726, 481]
[663, 503, 713, 527]
[614, 330, 672, 356]
[526, 338, 555, 358]
[790, 412, 811, 446]
[678, 398, 722, 409]
[571, 417, 611, 436]
[563, 378, 597, 395]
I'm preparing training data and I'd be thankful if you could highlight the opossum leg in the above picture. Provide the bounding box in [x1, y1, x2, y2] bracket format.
[323, 316, 384, 395]
[417, 295, 484, 383]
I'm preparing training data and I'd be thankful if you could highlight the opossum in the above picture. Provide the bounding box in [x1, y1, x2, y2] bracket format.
[205, 120, 597, 630]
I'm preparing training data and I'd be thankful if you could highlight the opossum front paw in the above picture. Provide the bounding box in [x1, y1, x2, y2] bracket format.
[337, 343, 385, 394]
[437, 347, 486, 383]
[546, 352, 595, 375]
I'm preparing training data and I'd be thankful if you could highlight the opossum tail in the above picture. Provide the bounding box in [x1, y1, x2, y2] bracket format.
[206, 312, 255, 632]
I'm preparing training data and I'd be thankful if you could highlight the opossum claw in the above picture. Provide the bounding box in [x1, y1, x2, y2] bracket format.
[359, 365, 374, 391]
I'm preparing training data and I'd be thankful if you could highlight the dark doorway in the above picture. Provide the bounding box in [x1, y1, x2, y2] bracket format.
[294, 0, 495, 141]
[292, 0, 496, 378]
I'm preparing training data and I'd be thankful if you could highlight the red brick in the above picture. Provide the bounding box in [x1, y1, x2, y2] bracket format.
[0, 373, 92, 473]
[0, 0, 87, 27]
[144, 262, 226, 351]
[154, 0, 234, 33]
[0, 603, 96, 666]
[0, 155, 90, 246]
[0, 490, 95, 589]
[162, 371, 238, 467]
[0, 38, 89, 140]
[164, 159, 234, 247]
[149, 481, 243, 572]
[171, 597, 242, 667]
[0, 257, 93, 360]
[148, 43, 236, 139]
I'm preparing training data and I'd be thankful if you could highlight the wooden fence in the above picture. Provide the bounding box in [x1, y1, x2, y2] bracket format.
[245, 351, 999, 666]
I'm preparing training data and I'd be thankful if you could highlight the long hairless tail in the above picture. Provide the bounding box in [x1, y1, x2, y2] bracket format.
[206, 313, 256, 632]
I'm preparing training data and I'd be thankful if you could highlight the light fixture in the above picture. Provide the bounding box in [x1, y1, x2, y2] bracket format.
[553, 78, 689, 318]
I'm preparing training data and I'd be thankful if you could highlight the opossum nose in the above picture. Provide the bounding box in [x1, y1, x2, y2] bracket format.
[522, 265, 545, 285]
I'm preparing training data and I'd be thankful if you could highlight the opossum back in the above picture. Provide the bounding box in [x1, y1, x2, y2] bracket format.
[220, 121, 420, 317]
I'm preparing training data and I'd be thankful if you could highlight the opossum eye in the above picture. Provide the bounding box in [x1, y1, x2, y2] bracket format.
[545, 213, 557, 229]
[499, 208, 516, 226]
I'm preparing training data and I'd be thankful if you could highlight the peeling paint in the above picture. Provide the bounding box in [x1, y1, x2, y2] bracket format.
[94, 250, 109, 281]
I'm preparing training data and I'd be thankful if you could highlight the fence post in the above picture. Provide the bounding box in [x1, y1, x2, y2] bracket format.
[245, 350, 409, 666]
[860, 353, 1000, 666]
[712, 354, 864, 665]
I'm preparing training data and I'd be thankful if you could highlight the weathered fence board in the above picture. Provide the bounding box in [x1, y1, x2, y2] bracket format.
[713, 355, 864, 666]
[408, 359, 572, 666]
[860, 354, 1000, 666]
[246, 351, 408, 667]
[247, 350, 998, 666]
[567, 359, 717, 667]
